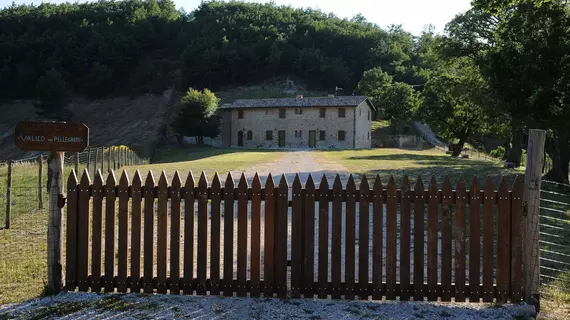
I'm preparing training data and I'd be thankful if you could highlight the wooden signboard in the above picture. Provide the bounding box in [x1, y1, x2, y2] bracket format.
[15, 122, 89, 152]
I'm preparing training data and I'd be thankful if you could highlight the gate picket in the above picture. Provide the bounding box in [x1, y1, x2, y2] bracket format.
[441, 177, 453, 302]
[197, 173, 208, 295]
[91, 170, 104, 293]
[483, 177, 495, 302]
[78, 170, 91, 292]
[183, 172, 195, 295]
[331, 175, 343, 299]
[118, 171, 130, 293]
[291, 174, 303, 298]
[210, 173, 222, 295]
[414, 176, 425, 301]
[427, 176, 438, 301]
[511, 177, 523, 302]
[250, 174, 262, 297]
[223, 173, 235, 296]
[170, 172, 182, 294]
[400, 176, 411, 301]
[155, 172, 167, 293]
[497, 177, 510, 303]
[386, 176, 397, 300]
[304, 174, 316, 297]
[65, 170, 78, 291]
[131, 171, 143, 293]
[276, 175, 289, 298]
[455, 177, 467, 302]
[318, 175, 329, 298]
[143, 172, 155, 294]
[358, 176, 370, 300]
[237, 174, 248, 297]
[372, 175, 383, 300]
[345, 175, 356, 300]
[104, 171, 117, 293]
[263, 174, 275, 297]
[469, 177, 481, 302]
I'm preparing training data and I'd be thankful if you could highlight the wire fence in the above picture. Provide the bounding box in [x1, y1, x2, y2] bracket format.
[0, 146, 147, 304]
[539, 180, 570, 296]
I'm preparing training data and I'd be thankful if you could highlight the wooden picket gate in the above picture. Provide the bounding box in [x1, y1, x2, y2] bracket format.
[64, 169, 523, 303]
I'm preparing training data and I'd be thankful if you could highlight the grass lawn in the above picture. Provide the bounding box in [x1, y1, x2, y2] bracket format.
[125, 146, 285, 181]
[315, 148, 523, 186]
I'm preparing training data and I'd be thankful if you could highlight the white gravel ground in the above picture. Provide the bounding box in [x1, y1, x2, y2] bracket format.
[0, 291, 535, 320]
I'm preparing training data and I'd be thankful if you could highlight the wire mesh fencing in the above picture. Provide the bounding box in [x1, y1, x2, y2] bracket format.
[539, 180, 570, 296]
[0, 146, 147, 303]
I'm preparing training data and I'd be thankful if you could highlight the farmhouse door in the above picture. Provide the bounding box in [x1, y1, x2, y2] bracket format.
[237, 131, 244, 147]
[308, 130, 316, 148]
[278, 130, 286, 148]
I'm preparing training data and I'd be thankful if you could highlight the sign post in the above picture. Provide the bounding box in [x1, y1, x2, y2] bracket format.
[15, 121, 89, 293]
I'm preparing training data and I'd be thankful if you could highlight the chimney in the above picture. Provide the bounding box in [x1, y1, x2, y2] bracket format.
[296, 95, 303, 98]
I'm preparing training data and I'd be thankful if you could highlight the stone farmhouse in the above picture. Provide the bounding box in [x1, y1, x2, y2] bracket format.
[219, 96, 375, 149]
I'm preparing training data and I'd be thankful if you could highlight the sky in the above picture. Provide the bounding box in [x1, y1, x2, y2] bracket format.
[0, 0, 473, 35]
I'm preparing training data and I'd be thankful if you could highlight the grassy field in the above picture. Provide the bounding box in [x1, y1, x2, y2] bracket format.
[127, 146, 285, 180]
[315, 148, 522, 186]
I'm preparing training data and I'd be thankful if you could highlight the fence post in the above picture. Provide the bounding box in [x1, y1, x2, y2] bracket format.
[101, 147, 105, 173]
[5, 160, 12, 229]
[86, 147, 91, 174]
[75, 152, 79, 174]
[94, 147, 99, 178]
[47, 151, 65, 293]
[107, 147, 111, 173]
[523, 129, 545, 307]
[39, 155, 44, 209]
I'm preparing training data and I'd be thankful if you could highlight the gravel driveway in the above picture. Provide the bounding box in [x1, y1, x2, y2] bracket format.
[0, 292, 535, 320]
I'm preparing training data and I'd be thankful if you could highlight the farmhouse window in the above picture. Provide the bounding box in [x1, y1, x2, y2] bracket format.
[247, 130, 252, 140]
[238, 110, 244, 119]
[320, 108, 326, 118]
[279, 109, 286, 118]
[320, 130, 326, 140]
[338, 108, 346, 118]
[338, 130, 346, 141]
[266, 130, 273, 140]
[295, 108, 303, 115]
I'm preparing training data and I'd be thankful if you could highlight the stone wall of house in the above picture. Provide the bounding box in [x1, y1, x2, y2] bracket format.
[228, 106, 371, 149]
[354, 101, 373, 149]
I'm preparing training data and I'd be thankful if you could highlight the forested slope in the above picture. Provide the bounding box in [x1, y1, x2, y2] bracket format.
[0, 0, 428, 100]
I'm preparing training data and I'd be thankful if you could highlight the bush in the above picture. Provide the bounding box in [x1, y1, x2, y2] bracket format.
[489, 146, 506, 160]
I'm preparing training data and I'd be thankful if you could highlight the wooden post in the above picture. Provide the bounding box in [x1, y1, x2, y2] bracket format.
[94, 147, 99, 178]
[523, 129, 545, 305]
[107, 147, 111, 173]
[5, 160, 12, 229]
[47, 151, 65, 293]
[86, 147, 91, 174]
[75, 152, 79, 174]
[39, 155, 44, 209]
[101, 147, 105, 172]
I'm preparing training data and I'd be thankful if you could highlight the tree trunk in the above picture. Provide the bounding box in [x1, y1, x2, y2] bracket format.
[451, 138, 466, 157]
[507, 127, 523, 167]
[544, 133, 570, 184]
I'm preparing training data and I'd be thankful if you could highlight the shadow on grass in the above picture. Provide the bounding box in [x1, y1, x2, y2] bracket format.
[347, 153, 499, 168]
[151, 145, 280, 164]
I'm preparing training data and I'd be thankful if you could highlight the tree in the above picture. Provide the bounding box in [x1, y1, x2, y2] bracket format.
[443, 0, 570, 171]
[33, 69, 70, 120]
[356, 67, 419, 123]
[171, 88, 220, 144]
[418, 58, 493, 157]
